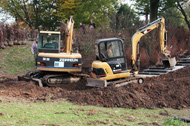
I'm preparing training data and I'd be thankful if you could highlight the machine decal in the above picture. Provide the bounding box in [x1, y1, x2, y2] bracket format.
[59, 58, 78, 62]
[54, 61, 64, 67]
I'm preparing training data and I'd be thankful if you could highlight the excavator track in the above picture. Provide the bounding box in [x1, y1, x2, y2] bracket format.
[109, 77, 144, 87]
[18, 71, 89, 87]
[42, 74, 85, 86]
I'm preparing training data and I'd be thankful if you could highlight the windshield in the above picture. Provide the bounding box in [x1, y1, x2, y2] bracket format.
[38, 33, 60, 50]
[99, 40, 124, 58]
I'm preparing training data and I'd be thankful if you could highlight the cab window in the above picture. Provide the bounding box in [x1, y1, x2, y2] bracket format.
[38, 33, 59, 50]
[99, 40, 124, 58]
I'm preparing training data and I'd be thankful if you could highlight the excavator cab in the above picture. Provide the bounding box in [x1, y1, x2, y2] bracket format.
[38, 31, 60, 53]
[95, 38, 127, 71]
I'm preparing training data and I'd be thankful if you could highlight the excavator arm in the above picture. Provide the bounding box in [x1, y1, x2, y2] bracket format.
[65, 16, 74, 53]
[131, 17, 172, 71]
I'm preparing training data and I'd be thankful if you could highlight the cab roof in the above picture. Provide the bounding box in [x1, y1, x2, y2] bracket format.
[95, 38, 123, 45]
[40, 31, 60, 34]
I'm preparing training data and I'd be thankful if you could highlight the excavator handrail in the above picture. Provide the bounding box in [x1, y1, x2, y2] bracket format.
[131, 17, 171, 71]
[137, 17, 163, 32]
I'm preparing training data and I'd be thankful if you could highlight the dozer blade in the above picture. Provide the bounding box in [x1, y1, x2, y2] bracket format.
[115, 80, 137, 87]
[18, 75, 43, 87]
[86, 77, 144, 88]
[18, 71, 44, 87]
[86, 78, 107, 87]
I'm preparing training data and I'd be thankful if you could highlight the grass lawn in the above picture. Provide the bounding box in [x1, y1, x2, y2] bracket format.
[0, 101, 189, 126]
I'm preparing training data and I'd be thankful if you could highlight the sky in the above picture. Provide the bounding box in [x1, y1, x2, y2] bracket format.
[0, 14, 15, 24]
[0, 7, 15, 24]
[121, 0, 135, 6]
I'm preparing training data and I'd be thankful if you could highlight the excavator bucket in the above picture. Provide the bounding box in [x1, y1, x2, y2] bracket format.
[169, 57, 177, 67]
[163, 57, 176, 68]
[86, 78, 107, 87]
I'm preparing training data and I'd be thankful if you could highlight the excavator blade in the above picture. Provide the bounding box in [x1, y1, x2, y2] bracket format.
[18, 75, 43, 87]
[86, 77, 144, 88]
[86, 78, 107, 87]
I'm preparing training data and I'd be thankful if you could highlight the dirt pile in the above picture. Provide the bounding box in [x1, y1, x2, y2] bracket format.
[0, 66, 189, 109]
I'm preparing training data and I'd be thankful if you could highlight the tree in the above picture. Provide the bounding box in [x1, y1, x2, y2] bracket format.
[0, 0, 119, 30]
[176, 1, 190, 30]
[162, 0, 190, 30]
[149, 0, 159, 21]
[134, 0, 190, 29]
[134, 0, 149, 24]
[73, 0, 118, 28]
[0, 0, 61, 30]
[116, 4, 141, 35]
[162, 7, 185, 28]
[134, 0, 160, 21]
[55, 0, 82, 21]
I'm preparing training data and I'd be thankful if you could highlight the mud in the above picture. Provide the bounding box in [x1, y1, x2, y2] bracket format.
[0, 66, 190, 109]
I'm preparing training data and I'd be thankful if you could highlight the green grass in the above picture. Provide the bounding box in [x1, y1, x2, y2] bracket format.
[164, 117, 183, 126]
[0, 101, 189, 126]
[0, 42, 189, 126]
[0, 42, 35, 75]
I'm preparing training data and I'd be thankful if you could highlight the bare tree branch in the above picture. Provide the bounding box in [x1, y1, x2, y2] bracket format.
[177, 1, 190, 30]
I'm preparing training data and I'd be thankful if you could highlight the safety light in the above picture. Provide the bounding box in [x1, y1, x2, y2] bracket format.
[41, 62, 45, 66]
[73, 64, 78, 67]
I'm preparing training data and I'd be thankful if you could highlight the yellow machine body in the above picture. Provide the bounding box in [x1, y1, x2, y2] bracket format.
[37, 52, 82, 72]
[91, 60, 130, 80]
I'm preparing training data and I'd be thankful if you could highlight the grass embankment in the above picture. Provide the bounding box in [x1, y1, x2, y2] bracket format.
[0, 42, 35, 75]
[0, 42, 189, 125]
[0, 101, 189, 126]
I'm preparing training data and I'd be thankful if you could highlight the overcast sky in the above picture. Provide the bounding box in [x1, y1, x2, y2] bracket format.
[121, 0, 135, 5]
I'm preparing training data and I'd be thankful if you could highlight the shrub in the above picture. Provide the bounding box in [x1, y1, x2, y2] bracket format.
[140, 47, 150, 69]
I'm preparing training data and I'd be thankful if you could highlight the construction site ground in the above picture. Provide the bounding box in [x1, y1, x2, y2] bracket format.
[0, 65, 189, 110]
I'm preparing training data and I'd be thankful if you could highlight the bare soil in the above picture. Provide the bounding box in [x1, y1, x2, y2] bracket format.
[0, 66, 189, 109]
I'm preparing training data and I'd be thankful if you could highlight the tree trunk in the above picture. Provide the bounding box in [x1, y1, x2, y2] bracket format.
[145, 12, 148, 24]
[150, 0, 159, 22]
[177, 2, 190, 31]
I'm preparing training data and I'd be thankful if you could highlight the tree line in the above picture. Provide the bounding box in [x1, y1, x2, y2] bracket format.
[0, 0, 189, 31]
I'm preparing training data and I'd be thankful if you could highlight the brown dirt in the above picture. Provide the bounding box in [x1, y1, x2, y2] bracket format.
[0, 66, 190, 109]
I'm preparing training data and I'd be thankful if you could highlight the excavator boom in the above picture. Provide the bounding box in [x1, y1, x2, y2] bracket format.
[65, 16, 74, 53]
[131, 17, 176, 71]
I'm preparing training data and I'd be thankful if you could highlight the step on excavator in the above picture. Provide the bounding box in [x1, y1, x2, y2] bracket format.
[18, 17, 89, 87]
[87, 17, 176, 87]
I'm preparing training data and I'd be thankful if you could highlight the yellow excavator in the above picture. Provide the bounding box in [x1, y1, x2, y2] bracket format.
[18, 16, 87, 86]
[87, 17, 176, 87]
